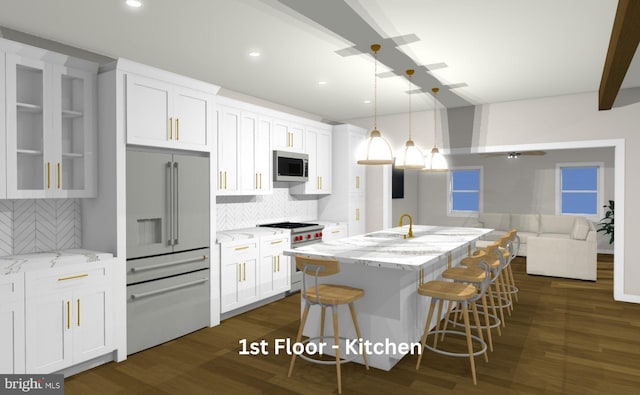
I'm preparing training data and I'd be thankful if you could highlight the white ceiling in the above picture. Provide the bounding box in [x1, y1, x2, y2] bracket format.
[0, 0, 637, 123]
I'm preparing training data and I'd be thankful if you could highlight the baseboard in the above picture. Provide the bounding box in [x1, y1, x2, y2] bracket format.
[57, 351, 116, 377]
[598, 248, 614, 254]
[221, 293, 287, 320]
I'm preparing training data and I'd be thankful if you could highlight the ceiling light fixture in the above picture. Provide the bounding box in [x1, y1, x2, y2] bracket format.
[357, 44, 393, 165]
[507, 152, 520, 159]
[395, 69, 424, 169]
[363, 100, 371, 104]
[248, 51, 261, 57]
[125, 0, 142, 8]
[422, 87, 448, 172]
[318, 81, 327, 85]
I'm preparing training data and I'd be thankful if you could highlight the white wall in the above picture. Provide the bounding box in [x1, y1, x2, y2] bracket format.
[348, 88, 639, 300]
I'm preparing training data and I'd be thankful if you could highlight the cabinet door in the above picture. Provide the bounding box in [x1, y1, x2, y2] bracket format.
[306, 129, 319, 193]
[0, 51, 6, 198]
[5, 54, 51, 198]
[220, 260, 240, 313]
[239, 112, 258, 193]
[0, 274, 25, 374]
[349, 130, 366, 196]
[174, 154, 210, 251]
[349, 194, 366, 237]
[217, 106, 239, 194]
[25, 291, 74, 373]
[255, 117, 272, 194]
[54, 65, 96, 197]
[316, 129, 331, 193]
[126, 74, 172, 147]
[173, 86, 210, 148]
[273, 120, 303, 152]
[323, 225, 348, 241]
[73, 283, 112, 363]
[238, 258, 258, 303]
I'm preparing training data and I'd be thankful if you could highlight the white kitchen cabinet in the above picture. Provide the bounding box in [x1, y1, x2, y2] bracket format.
[25, 262, 113, 373]
[220, 240, 259, 313]
[217, 98, 272, 196]
[259, 234, 290, 297]
[321, 223, 348, 242]
[126, 73, 213, 151]
[273, 119, 304, 152]
[0, 273, 25, 374]
[217, 105, 240, 194]
[318, 124, 366, 236]
[291, 127, 332, 195]
[4, 50, 97, 199]
[239, 112, 272, 195]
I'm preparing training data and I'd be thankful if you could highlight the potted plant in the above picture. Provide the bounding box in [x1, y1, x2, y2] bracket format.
[597, 200, 614, 244]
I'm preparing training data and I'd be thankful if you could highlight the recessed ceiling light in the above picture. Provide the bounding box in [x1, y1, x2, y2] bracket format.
[318, 81, 327, 86]
[248, 51, 261, 57]
[363, 100, 371, 104]
[126, 0, 142, 8]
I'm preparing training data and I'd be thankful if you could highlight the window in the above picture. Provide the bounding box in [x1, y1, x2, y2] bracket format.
[449, 168, 482, 215]
[557, 163, 603, 217]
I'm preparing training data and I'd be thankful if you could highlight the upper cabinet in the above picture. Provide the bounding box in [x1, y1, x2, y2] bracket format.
[2, 42, 98, 199]
[216, 98, 272, 196]
[126, 73, 214, 151]
[273, 119, 304, 153]
[290, 126, 332, 195]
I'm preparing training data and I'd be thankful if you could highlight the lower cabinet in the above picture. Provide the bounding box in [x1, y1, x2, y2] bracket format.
[322, 223, 348, 242]
[220, 240, 259, 313]
[0, 273, 25, 374]
[220, 234, 291, 314]
[259, 234, 291, 298]
[24, 262, 113, 373]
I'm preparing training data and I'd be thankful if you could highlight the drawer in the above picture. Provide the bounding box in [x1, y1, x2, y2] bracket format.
[127, 269, 210, 354]
[126, 248, 210, 285]
[25, 262, 110, 296]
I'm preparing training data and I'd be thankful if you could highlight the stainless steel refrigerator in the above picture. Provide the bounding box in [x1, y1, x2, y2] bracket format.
[125, 149, 210, 354]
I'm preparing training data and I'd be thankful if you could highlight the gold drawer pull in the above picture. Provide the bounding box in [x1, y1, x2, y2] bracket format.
[67, 301, 70, 329]
[176, 118, 180, 140]
[332, 230, 340, 234]
[57, 162, 61, 189]
[58, 273, 88, 282]
[47, 162, 51, 189]
[270, 240, 283, 245]
[169, 117, 173, 139]
[77, 299, 81, 327]
[234, 245, 250, 251]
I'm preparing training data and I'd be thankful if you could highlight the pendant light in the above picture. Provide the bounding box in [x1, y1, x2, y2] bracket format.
[422, 87, 448, 172]
[357, 44, 394, 165]
[395, 69, 424, 169]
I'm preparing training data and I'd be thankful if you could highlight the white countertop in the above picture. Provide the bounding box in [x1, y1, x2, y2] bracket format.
[216, 226, 289, 244]
[285, 225, 492, 271]
[1, 249, 114, 276]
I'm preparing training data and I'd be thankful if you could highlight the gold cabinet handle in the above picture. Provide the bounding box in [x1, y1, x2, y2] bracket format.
[234, 245, 249, 251]
[58, 273, 88, 282]
[47, 162, 51, 189]
[270, 240, 283, 245]
[273, 256, 276, 272]
[238, 264, 242, 283]
[356, 208, 360, 221]
[176, 118, 179, 140]
[67, 301, 71, 329]
[356, 175, 360, 189]
[224, 171, 227, 189]
[219, 171, 222, 189]
[77, 299, 81, 327]
[277, 255, 280, 272]
[259, 173, 262, 189]
[320, 176, 322, 190]
[332, 230, 340, 234]
[256, 173, 259, 189]
[169, 117, 173, 140]
[57, 162, 61, 189]
[243, 262, 246, 281]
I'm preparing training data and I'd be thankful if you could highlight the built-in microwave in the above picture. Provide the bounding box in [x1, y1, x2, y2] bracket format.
[273, 150, 308, 182]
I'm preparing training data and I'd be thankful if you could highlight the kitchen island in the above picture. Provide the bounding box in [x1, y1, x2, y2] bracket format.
[284, 225, 492, 370]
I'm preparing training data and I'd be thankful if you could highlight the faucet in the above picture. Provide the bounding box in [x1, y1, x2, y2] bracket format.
[398, 213, 414, 239]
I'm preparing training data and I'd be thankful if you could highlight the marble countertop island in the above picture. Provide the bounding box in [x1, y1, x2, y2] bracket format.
[285, 225, 492, 270]
[0, 249, 114, 276]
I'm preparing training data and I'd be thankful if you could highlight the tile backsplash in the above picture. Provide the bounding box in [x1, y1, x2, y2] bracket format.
[0, 199, 82, 256]
[217, 187, 318, 230]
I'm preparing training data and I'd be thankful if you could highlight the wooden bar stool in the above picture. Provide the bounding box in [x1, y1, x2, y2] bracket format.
[502, 229, 520, 304]
[466, 243, 511, 327]
[440, 251, 501, 352]
[288, 256, 369, 394]
[416, 263, 490, 385]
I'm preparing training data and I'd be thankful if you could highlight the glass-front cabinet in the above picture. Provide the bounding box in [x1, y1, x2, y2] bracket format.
[4, 51, 96, 199]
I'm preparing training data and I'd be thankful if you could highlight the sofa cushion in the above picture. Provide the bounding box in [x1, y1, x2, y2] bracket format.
[571, 218, 591, 240]
[510, 214, 539, 233]
[540, 214, 575, 234]
[515, 231, 537, 244]
[539, 233, 571, 239]
[478, 213, 510, 231]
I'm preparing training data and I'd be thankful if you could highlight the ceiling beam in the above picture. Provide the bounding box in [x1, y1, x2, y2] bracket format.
[599, 0, 640, 110]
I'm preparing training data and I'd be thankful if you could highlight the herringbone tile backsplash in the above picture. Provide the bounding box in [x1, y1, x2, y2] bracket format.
[0, 199, 82, 256]
[217, 187, 318, 231]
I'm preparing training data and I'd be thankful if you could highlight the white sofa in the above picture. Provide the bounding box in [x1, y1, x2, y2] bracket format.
[474, 213, 597, 281]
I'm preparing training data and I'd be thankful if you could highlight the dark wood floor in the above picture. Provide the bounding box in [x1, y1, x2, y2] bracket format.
[66, 255, 640, 394]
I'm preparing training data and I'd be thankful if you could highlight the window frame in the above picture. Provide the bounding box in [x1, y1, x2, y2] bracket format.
[448, 166, 483, 217]
[555, 162, 604, 220]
